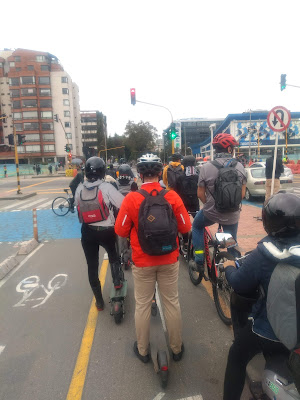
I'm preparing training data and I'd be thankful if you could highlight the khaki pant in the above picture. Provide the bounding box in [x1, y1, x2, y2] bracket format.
[265, 179, 280, 203]
[132, 261, 182, 356]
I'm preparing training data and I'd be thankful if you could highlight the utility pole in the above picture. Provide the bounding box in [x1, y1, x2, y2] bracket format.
[13, 124, 22, 194]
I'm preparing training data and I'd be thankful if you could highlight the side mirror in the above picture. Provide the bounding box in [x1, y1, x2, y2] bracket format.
[215, 232, 237, 248]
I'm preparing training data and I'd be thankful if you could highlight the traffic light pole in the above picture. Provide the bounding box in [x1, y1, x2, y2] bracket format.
[13, 125, 22, 194]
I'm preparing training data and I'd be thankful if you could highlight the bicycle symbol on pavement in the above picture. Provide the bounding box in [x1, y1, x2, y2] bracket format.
[13, 274, 68, 308]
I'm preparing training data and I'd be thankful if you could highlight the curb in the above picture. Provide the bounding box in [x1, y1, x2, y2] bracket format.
[31, 174, 66, 179]
[0, 192, 37, 201]
[0, 238, 39, 281]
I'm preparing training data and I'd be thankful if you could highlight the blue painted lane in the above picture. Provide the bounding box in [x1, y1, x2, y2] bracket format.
[0, 210, 81, 242]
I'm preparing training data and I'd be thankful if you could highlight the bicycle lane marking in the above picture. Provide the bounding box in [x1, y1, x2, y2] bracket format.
[66, 258, 109, 400]
[4, 179, 58, 193]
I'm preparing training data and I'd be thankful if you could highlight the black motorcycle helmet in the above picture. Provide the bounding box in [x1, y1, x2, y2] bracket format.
[85, 157, 106, 181]
[182, 155, 196, 167]
[262, 192, 300, 237]
[118, 164, 132, 184]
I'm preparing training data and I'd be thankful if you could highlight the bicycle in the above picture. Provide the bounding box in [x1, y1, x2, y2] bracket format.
[186, 221, 240, 325]
[52, 189, 74, 216]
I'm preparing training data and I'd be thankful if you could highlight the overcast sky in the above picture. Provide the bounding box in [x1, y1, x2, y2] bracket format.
[2, 0, 300, 138]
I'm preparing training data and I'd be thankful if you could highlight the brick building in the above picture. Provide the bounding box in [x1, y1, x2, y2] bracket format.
[0, 48, 82, 165]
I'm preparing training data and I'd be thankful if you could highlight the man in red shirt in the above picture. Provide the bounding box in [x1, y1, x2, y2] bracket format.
[115, 153, 191, 363]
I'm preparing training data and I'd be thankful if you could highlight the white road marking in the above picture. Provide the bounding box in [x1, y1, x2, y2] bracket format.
[0, 346, 5, 355]
[36, 199, 55, 209]
[103, 253, 108, 260]
[1, 198, 37, 210]
[18, 198, 48, 210]
[0, 243, 44, 288]
[152, 393, 165, 400]
[177, 396, 203, 400]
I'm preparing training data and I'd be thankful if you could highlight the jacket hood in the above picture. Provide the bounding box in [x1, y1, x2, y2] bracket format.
[83, 179, 104, 189]
[258, 235, 300, 267]
[170, 161, 182, 167]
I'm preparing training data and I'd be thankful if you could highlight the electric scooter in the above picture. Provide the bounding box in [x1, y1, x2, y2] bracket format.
[109, 238, 128, 324]
[149, 285, 170, 388]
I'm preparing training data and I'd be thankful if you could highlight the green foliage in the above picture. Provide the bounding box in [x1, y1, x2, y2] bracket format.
[124, 120, 158, 159]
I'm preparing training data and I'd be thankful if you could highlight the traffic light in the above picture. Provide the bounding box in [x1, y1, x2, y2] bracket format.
[54, 114, 59, 122]
[170, 123, 177, 140]
[280, 74, 287, 91]
[68, 153, 72, 160]
[17, 134, 26, 145]
[130, 88, 136, 105]
[7, 134, 14, 145]
[0, 113, 6, 123]
[64, 144, 71, 152]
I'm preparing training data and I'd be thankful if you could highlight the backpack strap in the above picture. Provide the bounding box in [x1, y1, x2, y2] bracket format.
[296, 273, 300, 347]
[138, 188, 166, 198]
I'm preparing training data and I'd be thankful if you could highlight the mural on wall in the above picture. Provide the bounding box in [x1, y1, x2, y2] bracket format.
[234, 120, 300, 146]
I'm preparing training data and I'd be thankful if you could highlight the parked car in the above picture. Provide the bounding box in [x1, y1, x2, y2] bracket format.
[244, 166, 294, 201]
[249, 162, 293, 181]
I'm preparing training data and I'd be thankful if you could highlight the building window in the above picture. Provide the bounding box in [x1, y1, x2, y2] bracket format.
[20, 76, 35, 85]
[24, 134, 40, 141]
[13, 112, 22, 120]
[40, 111, 53, 119]
[24, 145, 41, 152]
[64, 110, 70, 117]
[43, 144, 55, 152]
[15, 123, 23, 131]
[24, 122, 39, 131]
[27, 65, 34, 71]
[65, 122, 71, 128]
[39, 88, 51, 96]
[15, 56, 21, 62]
[12, 100, 21, 109]
[0, 63, 3, 68]
[22, 99, 37, 108]
[66, 133, 72, 139]
[61, 77, 68, 83]
[43, 133, 54, 141]
[63, 99, 70, 106]
[11, 89, 20, 97]
[41, 65, 50, 71]
[17, 146, 25, 153]
[62, 88, 69, 95]
[23, 111, 38, 119]
[38, 76, 50, 85]
[42, 122, 53, 130]
[36, 55, 46, 62]
[16, 67, 21, 71]
[9, 61, 15, 68]
[21, 88, 37, 96]
[39, 99, 52, 108]
[9, 77, 19, 86]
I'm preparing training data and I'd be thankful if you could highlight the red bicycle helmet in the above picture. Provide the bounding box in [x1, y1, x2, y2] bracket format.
[212, 133, 239, 149]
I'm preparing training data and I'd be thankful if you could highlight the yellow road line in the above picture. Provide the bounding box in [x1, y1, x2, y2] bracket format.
[36, 191, 66, 194]
[5, 179, 58, 193]
[66, 259, 109, 400]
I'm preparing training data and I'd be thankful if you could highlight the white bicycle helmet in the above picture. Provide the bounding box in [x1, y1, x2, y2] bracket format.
[137, 153, 163, 176]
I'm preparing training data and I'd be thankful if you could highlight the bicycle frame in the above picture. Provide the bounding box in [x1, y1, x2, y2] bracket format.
[203, 225, 221, 284]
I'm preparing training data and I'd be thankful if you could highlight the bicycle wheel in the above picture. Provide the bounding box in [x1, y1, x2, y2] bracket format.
[188, 236, 203, 286]
[52, 197, 71, 216]
[212, 251, 234, 325]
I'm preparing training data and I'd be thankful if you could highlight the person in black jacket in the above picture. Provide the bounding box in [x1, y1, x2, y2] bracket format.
[265, 150, 284, 202]
[222, 192, 300, 400]
[69, 164, 84, 212]
[176, 155, 199, 214]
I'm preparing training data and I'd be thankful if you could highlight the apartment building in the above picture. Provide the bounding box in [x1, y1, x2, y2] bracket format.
[0, 48, 82, 165]
[81, 110, 107, 159]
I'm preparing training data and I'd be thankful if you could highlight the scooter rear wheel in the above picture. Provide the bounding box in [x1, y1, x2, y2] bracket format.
[113, 301, 123, 324]
[157, 350, 169, 388]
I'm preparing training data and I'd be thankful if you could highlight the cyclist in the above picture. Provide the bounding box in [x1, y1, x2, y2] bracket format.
[176, 155, 199, 213]
[115, 153, 191, 363]
[117, 163, 137, 195]
[69, 163, 85, 212]
[75, 157, 124, 311]
[162, 153, 184, 191]
[222, 192, 300, 400]
[192, 133, 246, 274]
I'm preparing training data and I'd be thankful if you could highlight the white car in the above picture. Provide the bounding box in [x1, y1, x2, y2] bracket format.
[249, 162, 293, 181]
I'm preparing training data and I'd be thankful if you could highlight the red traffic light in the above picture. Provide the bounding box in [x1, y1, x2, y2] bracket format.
[130, 88, 136, 105]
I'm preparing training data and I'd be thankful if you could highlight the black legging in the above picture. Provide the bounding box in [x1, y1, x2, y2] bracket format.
[223, 320, 289, 400]
[81, 224, 120, 300]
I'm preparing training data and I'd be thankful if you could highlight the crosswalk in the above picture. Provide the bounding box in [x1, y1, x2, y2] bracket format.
[0, 196, 58, 212]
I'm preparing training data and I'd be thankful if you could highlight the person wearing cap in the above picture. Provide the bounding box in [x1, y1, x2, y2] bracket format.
[162, 153, 184, 191]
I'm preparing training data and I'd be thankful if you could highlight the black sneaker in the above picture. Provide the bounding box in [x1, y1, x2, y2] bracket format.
[133, 341, 150, 363]
[172, 343, 184, 362]
[95, 298, 104, 311]
[196, 263, 204, 275]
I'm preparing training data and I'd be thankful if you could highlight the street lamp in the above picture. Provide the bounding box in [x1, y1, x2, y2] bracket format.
[209, 123, 216, 161]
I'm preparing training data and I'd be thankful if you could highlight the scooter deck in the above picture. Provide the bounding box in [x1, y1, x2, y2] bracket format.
[110, 279, 128, 301]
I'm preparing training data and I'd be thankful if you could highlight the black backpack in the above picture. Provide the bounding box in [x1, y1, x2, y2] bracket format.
[137, 189, 178, 256]
[211, 159, 242, 213]
[179, 175, 198, 208]
[167, 165, 184, 191]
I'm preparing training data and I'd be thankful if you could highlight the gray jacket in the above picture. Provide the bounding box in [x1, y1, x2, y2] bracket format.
[75, 179, 124, 227]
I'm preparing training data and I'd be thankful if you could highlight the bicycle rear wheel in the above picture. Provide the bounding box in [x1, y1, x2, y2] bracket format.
[212, 251, 234, 325]
[52, 197, 71, 216]
[188, 236, 203, 286]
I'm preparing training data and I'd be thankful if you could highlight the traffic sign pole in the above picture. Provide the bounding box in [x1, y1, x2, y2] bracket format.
[271, 131, 279, 197]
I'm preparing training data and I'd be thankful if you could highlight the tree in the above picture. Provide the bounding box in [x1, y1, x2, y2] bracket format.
[124, 121, 158, 159]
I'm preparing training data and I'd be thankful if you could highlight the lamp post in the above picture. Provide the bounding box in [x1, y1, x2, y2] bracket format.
[209, 123, 216, 161]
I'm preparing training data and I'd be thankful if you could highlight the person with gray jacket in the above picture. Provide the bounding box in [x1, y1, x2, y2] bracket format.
[75, 157, 124, 311]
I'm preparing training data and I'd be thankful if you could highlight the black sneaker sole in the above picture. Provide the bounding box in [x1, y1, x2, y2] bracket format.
[172, 343, 184, 362]
[133, 341, 150, 363]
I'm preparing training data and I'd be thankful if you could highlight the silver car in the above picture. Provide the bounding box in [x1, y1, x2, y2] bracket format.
[244, 167, 294, 201]
[249, 162, 294, 181]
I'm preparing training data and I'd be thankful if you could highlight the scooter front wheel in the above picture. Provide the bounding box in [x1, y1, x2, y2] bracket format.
[113, 301, 123, 324]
